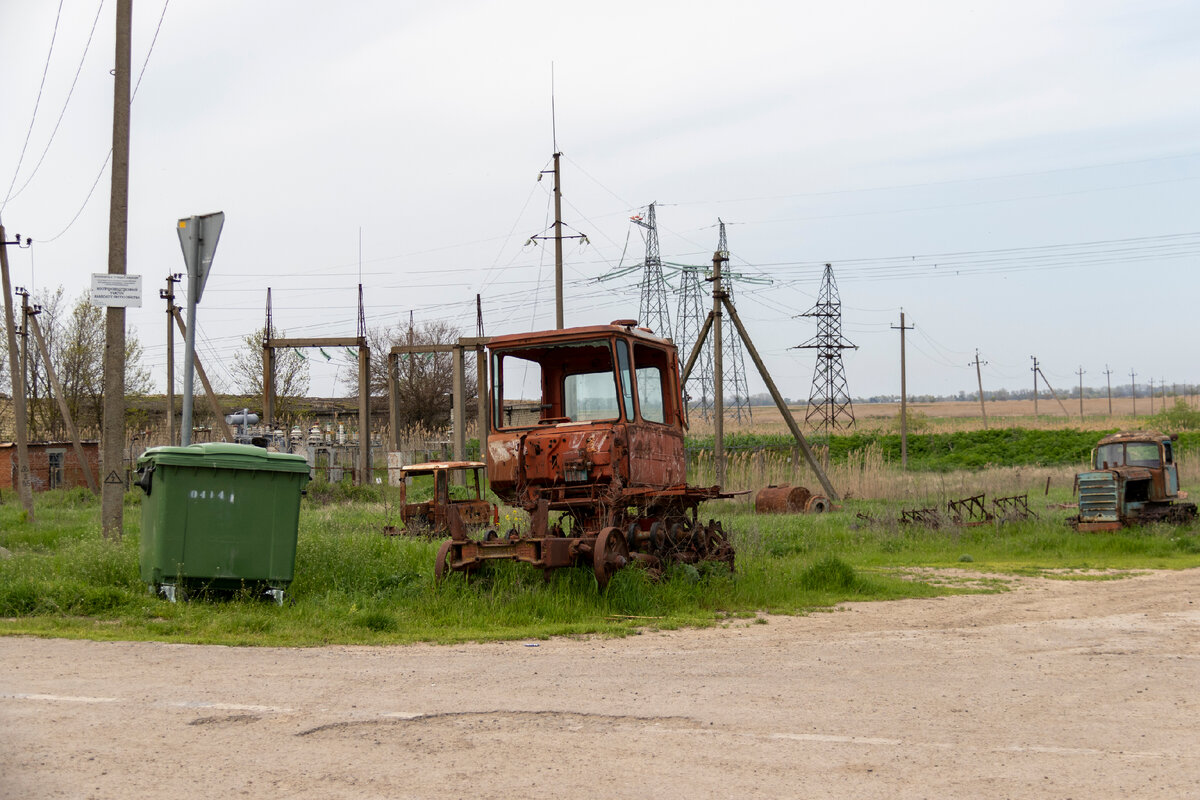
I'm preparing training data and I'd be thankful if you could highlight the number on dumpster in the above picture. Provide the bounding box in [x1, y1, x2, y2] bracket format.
[188, 489, 236, 503]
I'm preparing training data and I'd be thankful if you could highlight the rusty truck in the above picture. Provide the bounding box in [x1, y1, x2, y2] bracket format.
[1073, 430, 1197, 530]
[433, 320, 735, 588]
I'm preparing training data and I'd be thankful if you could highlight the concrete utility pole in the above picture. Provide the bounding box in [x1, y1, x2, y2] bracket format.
[553, 151, 564, 329]
[101, 0, 132, 541]
[1, 226, 35, 520]
[970, 349, 989, 429]
[712, 250, 726, 487]
[1031, 356, 1039, 417]
[160, 274, 181, 445]
[892, 312, 913, 468]
[1104, 365, 1113, 416]
[1130, 369, 1137, 417]
[1076, 366, 1086, 419]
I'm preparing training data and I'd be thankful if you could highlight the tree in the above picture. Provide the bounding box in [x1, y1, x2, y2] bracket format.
[340, 319, 476, 431]
[230, 327, 310, 419]
[22, 289, 152, 439]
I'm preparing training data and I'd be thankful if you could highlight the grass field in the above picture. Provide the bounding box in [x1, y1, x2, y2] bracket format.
[4, 401, 1200, 646]
[3, 475, 1199, 646]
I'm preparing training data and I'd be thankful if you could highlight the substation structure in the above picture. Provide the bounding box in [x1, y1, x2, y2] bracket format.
[387, 337, 490, 463]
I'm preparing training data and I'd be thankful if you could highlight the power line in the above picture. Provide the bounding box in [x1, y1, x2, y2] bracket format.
[2, 0, 65, 217]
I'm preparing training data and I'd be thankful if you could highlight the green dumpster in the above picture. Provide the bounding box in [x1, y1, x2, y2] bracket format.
[135, 443, 310, 602]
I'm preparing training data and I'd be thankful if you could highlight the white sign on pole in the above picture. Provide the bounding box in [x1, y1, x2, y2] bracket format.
[91, 274, 143, 307]
[176, 211, 224, 303]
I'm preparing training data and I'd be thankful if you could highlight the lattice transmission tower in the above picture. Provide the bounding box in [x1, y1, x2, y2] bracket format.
[716, 221, 752, 422]
[675, 263, 713, 419]
[634, 202, 672, 338]
[673, 220, 752, 423]
[794, 263, 857, 432]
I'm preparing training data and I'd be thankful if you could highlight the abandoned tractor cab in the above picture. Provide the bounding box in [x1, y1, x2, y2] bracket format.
[434, 320, 734, 588]
[392, 461, 497, 536]
[1073, 431, 1197, 530]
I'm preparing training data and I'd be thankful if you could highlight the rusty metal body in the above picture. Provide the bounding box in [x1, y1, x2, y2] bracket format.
[1073, 431, 1196, 531]
[393, 461, 496, 535]
[435, 321, 734, 588]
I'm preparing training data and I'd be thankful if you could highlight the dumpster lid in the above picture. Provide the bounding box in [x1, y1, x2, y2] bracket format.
[136, 442, 311, 473]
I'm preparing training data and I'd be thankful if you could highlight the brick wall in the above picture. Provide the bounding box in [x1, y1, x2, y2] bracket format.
[0, 443, 101, 492]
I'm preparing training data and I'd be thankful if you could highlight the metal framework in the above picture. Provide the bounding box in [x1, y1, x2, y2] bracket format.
[795, 263, 857, 432]
[634, 202, 672, 339]
[675, 264, 713, 419]
[262, 286, 371, 485]
[716, 221, 752, 422]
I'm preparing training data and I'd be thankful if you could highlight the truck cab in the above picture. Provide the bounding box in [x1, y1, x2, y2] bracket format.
[1075, 431, 1194, 530]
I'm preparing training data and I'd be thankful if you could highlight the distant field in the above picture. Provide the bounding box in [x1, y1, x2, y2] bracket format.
[691, 395, 1199, 436]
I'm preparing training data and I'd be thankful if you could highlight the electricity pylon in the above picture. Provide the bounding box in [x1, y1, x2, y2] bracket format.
[795, 263, 857, 433]
[717, 220, 752, 423]
[634, 202, 672, 339]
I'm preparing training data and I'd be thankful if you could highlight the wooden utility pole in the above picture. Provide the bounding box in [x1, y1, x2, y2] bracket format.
[1149, 377, 1155, 415]
[1104, 365, 1113, 416]
[892, 312, 913, 468]
[1076, 366, 1086, 419]
[970, 349, 989, 429]
[0, 226, 35, 519]
[101, 0, 132, 540]
[160, 274, 181, 445]
[26, 312, 99, 494]
[1130, 369, 1137, 416]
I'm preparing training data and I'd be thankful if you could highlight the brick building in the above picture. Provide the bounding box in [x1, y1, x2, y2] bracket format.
[0, 442, 101, 492]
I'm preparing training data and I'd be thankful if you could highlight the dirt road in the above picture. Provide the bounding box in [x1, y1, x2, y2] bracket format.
[3, 569, 1199, 799]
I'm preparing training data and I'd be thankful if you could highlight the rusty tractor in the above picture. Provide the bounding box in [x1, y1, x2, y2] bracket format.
[434, 320, 736, 589]
[387, 461, 497, 536]
[1073, 431, 1197, 531]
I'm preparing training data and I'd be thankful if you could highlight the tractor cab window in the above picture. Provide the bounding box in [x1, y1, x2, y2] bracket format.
[1126, 442, 1161, 468]
[1095, 443, 1123, 468]
[1164, 442, 1174, 464]
[492, 341, 620, 429]
[633, 343, 673, 425]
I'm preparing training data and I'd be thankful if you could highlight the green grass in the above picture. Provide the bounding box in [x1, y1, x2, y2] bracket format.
[687, 428, 1200, 471]
[3, 484, 1199, 646]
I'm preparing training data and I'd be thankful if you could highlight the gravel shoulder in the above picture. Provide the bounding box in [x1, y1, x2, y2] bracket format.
[3, 569, 1199, 799]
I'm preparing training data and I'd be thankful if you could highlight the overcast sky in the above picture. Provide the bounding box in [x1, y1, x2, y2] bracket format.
[2, 0, 1198, 404]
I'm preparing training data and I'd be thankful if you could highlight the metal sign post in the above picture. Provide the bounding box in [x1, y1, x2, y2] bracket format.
[176, 212, 224, 446]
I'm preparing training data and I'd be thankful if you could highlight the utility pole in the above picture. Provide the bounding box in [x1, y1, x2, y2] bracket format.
[1031, 356, 1039, 418]
[970, 349, 989, 429]
[1, 227, 35, 520]
[1149, 377, 1155, 415]
[1076, 366, 1086, 419]
[892, 312, 913, 468]
[160, 273, 181, 445]
[711, 249, 725, 486]
[18, 288, 30, 417]
[101, 0, 132, 541]
[552, 151, 563, 329]
[1129, 369, 1137, 417]
[1104, 365, 1113, 416]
